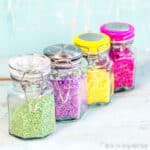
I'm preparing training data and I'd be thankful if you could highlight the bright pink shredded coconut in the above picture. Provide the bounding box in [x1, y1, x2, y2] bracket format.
[109, 48, 135, 91]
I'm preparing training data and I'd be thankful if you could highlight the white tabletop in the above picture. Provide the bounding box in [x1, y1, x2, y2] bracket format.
[0, 53, 150, 150]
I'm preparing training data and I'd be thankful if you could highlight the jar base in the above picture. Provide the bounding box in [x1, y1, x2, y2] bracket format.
[88, 100, 112, 107]
[56, 118, 79, 123]
[56, 111, 87, 122]
[115, 86, 134, 93]
[9, 131, 53, 140]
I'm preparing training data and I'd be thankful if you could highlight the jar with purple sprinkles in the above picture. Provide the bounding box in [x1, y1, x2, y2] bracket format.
[44, 44, 88, 121]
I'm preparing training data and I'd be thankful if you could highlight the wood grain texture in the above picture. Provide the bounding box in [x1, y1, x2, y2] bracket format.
[0, 78, 10, 81]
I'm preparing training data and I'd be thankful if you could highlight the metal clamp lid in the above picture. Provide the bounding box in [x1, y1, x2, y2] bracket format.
[43, 44, 82, 69]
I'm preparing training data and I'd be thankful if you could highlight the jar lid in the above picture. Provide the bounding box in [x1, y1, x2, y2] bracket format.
[43, 44, 82, 69]
[100, 22, 135, 42]
[9, 54, 50, 81]
[73, 32, 110, 54]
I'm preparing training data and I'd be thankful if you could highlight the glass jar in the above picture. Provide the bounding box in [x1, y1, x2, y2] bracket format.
[74, 33, 114, 105]
[43, 44, 87, 121]
[100, 22, 135, 92]
[7, 54, 56, 139]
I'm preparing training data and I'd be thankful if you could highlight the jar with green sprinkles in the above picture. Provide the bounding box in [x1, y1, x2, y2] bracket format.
[7, 54, 56, 139]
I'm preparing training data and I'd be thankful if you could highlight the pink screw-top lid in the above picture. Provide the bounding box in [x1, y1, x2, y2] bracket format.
[100, 22, 135, 42]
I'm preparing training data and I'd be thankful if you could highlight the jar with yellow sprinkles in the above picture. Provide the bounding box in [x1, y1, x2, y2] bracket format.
[73, 33, 114, 105]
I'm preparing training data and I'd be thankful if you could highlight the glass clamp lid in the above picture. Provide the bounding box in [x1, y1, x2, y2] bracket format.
[105, 22, 130, 31]
[43, 44, 82, 69]
[9, 54, 50, 81]
[79, 33, 104, 41]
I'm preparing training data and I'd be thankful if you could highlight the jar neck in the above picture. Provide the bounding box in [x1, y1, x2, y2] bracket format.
[10, 74, 50, 92]
[85, 51, 109, 67]
[51, 64, 82, 80]
[111, 40, 133, 50]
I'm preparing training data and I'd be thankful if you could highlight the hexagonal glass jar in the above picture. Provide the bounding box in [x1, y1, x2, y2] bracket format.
[7, 54, 56, 139]
[74, 33, 114, 105]
[43, 44, 88, 121]
[100, 22, 135, 92]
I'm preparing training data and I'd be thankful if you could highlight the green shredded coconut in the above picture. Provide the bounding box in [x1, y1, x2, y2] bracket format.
[9, 94, 56, 139]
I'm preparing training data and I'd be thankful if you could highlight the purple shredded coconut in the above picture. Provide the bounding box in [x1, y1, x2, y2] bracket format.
[51, 75, 87, 121]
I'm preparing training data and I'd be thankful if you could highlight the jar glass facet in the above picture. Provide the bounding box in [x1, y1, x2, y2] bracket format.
[109, 42, 135, 91]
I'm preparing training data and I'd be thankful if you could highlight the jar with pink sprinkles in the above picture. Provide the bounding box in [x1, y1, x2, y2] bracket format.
[100, 22, 135, 92]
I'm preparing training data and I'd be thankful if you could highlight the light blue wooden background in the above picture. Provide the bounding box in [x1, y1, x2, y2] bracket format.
[0, 0, 149, 56]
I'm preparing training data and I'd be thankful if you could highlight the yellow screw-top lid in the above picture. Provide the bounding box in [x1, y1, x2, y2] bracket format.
[73, 32, 110, 55]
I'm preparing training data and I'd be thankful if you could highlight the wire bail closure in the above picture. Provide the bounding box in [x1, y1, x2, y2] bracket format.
[52, 59, 73, 103]
[20, 71, 45, 112]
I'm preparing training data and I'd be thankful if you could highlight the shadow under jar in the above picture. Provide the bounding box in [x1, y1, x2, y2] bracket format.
[100, 22, 135, 92]
[8, 54, 56, 139]
[73, 33, 114, 105]
[43, 44, 88, 121]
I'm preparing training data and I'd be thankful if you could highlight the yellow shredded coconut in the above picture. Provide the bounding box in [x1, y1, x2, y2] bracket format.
[87, 67, 112, 105]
